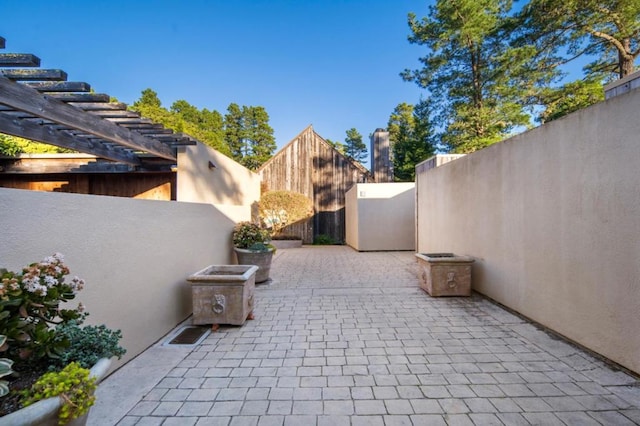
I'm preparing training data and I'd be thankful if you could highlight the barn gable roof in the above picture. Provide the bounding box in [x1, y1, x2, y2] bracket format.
[258, 124, 372, 178]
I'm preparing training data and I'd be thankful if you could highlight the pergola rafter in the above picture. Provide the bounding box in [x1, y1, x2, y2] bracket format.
[0, 36, 198, 167]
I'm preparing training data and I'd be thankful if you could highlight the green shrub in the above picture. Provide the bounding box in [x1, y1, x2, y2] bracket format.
[313, 234, 337, 245]
[21, 362, 96, 424]
[232, 222, 272, 251]
[51, 318, 126, 370]
[259, 191, 313, 236]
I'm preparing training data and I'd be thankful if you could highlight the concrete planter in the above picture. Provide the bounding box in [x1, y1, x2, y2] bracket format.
[415, 253, 474, 297]
[0, 358, 111, 426]
[187, 265, 258, 326]
[233, 248, 274, 283]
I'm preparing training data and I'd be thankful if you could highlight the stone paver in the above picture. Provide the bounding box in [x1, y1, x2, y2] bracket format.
[95, 247, 640, 425]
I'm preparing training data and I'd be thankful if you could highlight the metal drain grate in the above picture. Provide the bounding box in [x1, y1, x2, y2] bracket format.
[167, 326, 209, 345]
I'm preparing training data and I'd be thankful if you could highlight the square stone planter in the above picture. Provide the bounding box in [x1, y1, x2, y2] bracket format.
[187, 265, 258, 326]
[415, 253, 474, 297]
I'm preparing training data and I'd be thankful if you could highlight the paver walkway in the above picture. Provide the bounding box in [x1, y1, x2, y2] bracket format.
[94, 246, 640, 425]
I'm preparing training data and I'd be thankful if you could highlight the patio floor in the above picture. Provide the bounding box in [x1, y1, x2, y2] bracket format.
[91, 246, 640, 425]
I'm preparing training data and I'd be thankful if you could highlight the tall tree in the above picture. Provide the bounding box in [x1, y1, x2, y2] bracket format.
[402, 0, 540, 153]
[224, 104, 276, 170]
[388, 100, 435, 181]
[131, 89, 230, 155]
[344, 128, 367, 162]
[519, 0, 640, 80]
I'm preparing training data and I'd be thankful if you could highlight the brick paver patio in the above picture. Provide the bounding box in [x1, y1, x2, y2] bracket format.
[98, 246, 640, 425]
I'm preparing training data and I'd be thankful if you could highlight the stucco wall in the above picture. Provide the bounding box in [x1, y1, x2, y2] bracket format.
[0, 187, 236, 371]
[416, 88, 640, 374]
[177, 142, 260, 222]
[346, 183, 415, 251]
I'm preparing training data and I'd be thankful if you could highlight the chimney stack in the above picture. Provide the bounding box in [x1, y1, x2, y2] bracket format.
[370, 128, 393, 182]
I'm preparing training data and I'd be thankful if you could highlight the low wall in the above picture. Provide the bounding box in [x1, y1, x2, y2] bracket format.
[346, 183, 415, 251]
[177, 142, 260, 222]
[415, 88, 640, 374]
[0, 187, 236, 371]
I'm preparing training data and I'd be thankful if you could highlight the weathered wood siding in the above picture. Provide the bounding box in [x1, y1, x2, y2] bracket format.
[259, 126, 371, 244]
[0, 173, 175, 200]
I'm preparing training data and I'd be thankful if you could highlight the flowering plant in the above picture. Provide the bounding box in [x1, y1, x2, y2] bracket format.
[0, 253, 125, 419]
[0, 253, 84, 363]
[232, 221, 273, 252]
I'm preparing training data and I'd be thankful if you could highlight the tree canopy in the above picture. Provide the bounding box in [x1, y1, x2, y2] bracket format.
[344, 128, 368, 163]
[387, 100, 436, 181]
[402, 0, 639, 153]
[131, 89, 276, 168]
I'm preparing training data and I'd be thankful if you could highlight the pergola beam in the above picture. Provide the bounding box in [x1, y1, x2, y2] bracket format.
[0, 77, 176, 160]
[0, 114, 141, 165]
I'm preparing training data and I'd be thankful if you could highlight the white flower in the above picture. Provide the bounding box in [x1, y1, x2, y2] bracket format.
[70, 276, 85, 293]
[52, 253, 64, 262]
[23, 276, 47, 296]
[43, 275, 58, 288]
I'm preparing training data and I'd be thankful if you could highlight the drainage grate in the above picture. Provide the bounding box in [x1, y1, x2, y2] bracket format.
[167, 326, 209, 345]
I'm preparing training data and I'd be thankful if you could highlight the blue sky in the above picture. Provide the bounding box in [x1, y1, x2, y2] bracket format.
[1, 0, 430, 161]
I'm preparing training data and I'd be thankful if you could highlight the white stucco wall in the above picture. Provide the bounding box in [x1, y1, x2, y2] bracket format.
[177, 142, 260, 222]
[0, 188, 236, 371]
[345, 183, 415, 251]
[416, 88, 640, 374]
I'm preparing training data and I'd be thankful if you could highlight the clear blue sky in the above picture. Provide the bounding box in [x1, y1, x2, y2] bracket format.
[1, 0, 431, 159]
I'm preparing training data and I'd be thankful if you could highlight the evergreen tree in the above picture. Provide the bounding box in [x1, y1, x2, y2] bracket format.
[388, 100, 435, 182]
[344, 128, 367, 162]
[131, 89, 230, 155]
[402, 0, 542, 153]
[224, 104, 276, 170]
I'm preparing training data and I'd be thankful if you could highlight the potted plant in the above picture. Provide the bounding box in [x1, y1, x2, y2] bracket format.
[0, 253, 126, 425]
[232, 222, 275, 283]
[259, 190, 313, 248]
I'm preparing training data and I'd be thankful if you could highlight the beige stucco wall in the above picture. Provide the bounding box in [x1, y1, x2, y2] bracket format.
[346, 183, 415, 251]
[416, 88, 640, 374]
[0, 187, 236, 371]
[177, 142, 260, 222]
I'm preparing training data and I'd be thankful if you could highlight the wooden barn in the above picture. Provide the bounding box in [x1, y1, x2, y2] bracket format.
[258, 125, 373, 244]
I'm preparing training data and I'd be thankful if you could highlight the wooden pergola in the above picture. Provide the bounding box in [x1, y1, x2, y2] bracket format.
[0, 36, 197, 169]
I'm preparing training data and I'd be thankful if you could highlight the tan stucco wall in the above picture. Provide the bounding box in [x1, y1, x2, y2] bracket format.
[346, 183, 415, 251]
[416, 88, 640, 374]
[0, 187, 236, 371]
[177, 142, 260, 222]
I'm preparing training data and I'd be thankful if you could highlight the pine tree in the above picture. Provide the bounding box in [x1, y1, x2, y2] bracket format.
[344, 128, 367, 162]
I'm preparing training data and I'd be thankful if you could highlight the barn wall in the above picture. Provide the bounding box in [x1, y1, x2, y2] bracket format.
[259, 127, 370, 244]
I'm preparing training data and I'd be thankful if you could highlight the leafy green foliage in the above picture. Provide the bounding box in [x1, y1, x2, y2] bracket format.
[0, 254, 83, 365]
[538, 78, 605, 123]
[259, 191, 314, 236]
[0, 335, 13, 398]
[313, 234, 338, 245]
[388, 100, 435, 181]
[232, 222, 272, 251]
[131, 89, 231, 155]
[402, 0, 537, 153]
[21, 362, 96, 425]
[344, 128, 367, 162]
[51, 318, 126, 370]
[325, 138, 346, 154]
[517, 0, 640, 79]
[224, 104, 276, 170]
[0, 134, 72, 156]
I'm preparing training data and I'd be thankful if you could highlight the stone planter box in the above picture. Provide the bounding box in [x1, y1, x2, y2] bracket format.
[187, 265, 258, 326]
[415, 253, 474, 297]
[271, 239, 302, 249]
